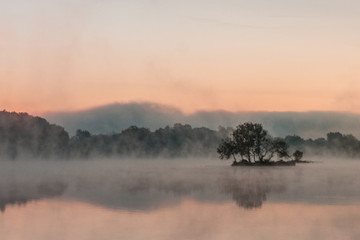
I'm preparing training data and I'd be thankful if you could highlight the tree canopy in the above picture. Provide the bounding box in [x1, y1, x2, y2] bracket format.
[217, 122, 299, 164]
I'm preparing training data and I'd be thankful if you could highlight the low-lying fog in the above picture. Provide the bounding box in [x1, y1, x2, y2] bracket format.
[1, 158, 360, 212]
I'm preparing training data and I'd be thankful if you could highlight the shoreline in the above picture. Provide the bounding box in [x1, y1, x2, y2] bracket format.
[231, 160, 313, 167]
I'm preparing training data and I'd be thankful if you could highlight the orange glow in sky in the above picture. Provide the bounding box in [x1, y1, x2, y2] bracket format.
[1, 0, 359, 114]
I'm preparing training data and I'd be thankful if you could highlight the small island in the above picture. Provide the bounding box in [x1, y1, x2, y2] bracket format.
[217, 122, 305, 166]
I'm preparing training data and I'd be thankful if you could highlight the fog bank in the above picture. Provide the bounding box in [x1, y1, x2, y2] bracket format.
[44, 102, 360, 138]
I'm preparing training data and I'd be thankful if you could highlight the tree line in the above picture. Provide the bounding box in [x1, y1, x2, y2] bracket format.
[0, 110, 360, 160]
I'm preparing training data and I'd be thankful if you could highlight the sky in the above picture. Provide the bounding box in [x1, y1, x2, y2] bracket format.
[1, 0, 359, 114]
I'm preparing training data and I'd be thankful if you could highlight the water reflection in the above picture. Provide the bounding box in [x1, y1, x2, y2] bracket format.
[2, 199, 360, 240]
[220, 177, 280, 209]
[0, 160, 360, 213]
[0, 166, 284, 211]
[0, 181, 67, 212]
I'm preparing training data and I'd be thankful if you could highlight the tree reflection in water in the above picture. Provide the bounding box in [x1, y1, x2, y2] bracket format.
[0, 164, 290, 212]
[219, 169, 286, 209]
[0, 181, 67, 212]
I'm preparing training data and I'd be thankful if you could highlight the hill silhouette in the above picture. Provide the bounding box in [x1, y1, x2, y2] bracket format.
[44, 102, 360, 139]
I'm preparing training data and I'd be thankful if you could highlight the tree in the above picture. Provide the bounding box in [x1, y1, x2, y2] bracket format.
[272, 138, 290, 159]
[217, 137, 237, 161]
[75, 129, 91, 139]
[292, 150, 303, 161]
[217, 122, 291, 163]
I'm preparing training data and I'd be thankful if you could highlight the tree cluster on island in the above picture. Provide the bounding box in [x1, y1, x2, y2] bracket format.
[1, 110, 360, 160]
[217, 122, 304, 166]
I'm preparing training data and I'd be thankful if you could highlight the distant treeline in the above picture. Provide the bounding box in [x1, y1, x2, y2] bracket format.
[0, 111, 69, 159]
[285, 133, 360, 158]
[70, 125, 226, 158]
[0, 110, 360, 160]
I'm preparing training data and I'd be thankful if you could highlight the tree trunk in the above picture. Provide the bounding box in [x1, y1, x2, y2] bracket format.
[232, 154, 237, 163]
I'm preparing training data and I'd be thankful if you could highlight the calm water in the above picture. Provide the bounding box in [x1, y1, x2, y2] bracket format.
[1, 159, 360, 240]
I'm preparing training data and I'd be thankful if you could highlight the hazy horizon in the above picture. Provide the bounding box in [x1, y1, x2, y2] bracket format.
[43, 101, 360, 138]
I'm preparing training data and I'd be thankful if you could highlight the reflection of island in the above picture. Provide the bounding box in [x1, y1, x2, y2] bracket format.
[219, 172, 286, 209]
[71, 169, 287, 210]
[0, 181, 67, 212]
[221, 179, 268, 208]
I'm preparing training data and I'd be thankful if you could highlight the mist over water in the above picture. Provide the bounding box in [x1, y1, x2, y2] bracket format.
[1, 158, 360, 210]
[1, 158, 360, 239]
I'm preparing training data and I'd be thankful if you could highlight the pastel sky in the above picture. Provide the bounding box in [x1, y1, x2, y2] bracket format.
[1, 0, 359, 114]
